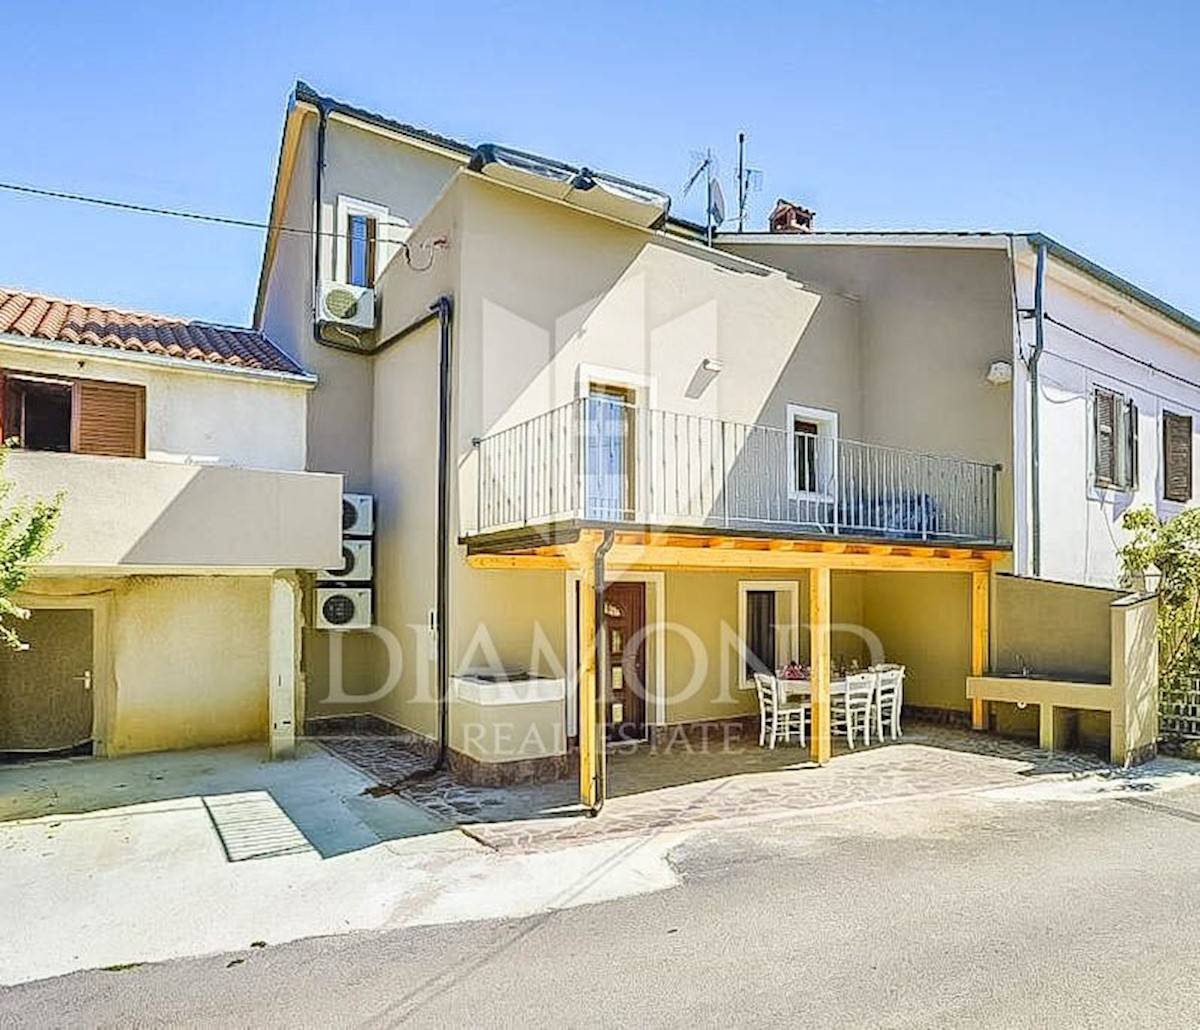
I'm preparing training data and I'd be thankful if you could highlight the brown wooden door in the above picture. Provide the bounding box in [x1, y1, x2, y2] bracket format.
[604, 581, 647, 742]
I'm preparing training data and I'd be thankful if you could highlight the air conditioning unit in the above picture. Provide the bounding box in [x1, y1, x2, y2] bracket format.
[315, 587, 372, 630]
[322, 539, 373, 583]
[319, 282, 376, 330]
[342, 493, 374, 537]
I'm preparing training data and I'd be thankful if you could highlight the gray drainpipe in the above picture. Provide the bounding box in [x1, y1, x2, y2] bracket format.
[589, 529, 616, 816]
[1030, 240, 1048, 577]
[433, 296, 455, 770]
[311, 100, 330, 345]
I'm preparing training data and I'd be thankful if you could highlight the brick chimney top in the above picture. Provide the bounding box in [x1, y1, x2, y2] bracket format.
[769, 199, 816, 234]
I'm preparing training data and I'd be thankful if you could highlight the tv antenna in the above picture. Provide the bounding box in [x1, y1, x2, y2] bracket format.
[683, 148, 725, 246]
[736, 132, 763, 234]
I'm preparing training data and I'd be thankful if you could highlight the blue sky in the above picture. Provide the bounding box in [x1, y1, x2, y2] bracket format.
[2, 1, 1197, 326]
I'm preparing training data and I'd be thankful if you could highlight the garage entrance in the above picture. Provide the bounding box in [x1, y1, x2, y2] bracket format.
[0, 608, 94, 760]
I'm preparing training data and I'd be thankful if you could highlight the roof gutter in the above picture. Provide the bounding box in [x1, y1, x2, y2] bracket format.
[1026, 232, 1200, 339]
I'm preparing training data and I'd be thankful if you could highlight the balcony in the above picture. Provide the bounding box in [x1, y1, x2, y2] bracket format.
[473, 398, 1002, 545]
[6, 450, 342, 572]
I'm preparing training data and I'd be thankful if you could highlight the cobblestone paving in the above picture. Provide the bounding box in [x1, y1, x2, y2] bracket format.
[318, 724, 1110, 852]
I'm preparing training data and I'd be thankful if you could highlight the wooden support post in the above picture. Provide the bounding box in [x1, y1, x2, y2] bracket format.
[970, 569, 990, 731]
[810, 566, 832, 766]
[573, 534, 605, 811]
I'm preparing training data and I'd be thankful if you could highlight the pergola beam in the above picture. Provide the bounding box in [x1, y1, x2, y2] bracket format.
[563, 532, 606, 812]
[810, 566, 832, 765]
[467, 544, 999, 574]
[970, 569, 990, 730]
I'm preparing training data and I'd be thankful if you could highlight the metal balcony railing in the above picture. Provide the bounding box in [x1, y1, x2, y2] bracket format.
[474, 398, 1001, 544]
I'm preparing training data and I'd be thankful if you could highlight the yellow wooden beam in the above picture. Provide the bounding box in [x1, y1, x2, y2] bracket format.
[604, 543, 993, 573]
[810, 566, 832, 765]
[970, 569, 990, 731]
[575, 540, 603, 811]
[466, 554, 573, 570]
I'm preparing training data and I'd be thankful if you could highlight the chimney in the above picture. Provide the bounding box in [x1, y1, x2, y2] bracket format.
[769, 198, 816, 234]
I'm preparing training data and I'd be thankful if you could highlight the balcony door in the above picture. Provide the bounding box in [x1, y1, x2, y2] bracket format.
[586, 383, 636, 521]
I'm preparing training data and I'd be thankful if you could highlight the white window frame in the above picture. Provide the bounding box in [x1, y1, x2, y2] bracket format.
[787, 403, 839, 502]
[736, 580, 801, 689]
[334, 196, 408, 286]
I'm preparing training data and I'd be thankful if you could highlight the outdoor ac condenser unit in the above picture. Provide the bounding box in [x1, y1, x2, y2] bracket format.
[342, 493, 374, 537]
[322, 539, 373, 584]
[315, 587, 372, 630]
[319, 282, 376, 330]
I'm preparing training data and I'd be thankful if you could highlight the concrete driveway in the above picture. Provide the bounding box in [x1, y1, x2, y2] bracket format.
[0, 744, 679, 985]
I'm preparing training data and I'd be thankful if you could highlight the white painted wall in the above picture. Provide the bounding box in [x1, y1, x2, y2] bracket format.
[1015, 246, 1200, 586]
[0, 342, 309, 471]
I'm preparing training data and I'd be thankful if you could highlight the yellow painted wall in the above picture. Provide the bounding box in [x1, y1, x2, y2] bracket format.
[662, 570, 867, 724]
[991, 573, 1121, 681]
[21, 575, 273, 755]
[861, 571, 973, 712]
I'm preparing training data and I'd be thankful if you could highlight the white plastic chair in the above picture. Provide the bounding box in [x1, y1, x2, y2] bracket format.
[874, 665, 905, 740]
[753, 673, 811, 749]
[833, 671, 877, 748]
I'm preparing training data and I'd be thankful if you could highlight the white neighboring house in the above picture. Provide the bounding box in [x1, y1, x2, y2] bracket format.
[1010, 235, 1200, 587]
[721, 227, 1200, 590]
[0, 288, 341, 760]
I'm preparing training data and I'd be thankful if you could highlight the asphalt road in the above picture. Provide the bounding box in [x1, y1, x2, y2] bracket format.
[6, 784, 1200, 1028]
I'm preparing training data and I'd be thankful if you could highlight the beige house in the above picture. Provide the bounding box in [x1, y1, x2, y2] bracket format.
[255, 84, 1165, 802]
[0, 288, 341, 759]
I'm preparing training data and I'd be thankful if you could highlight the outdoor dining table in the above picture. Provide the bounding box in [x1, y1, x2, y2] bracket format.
[778, 677, 849, 698]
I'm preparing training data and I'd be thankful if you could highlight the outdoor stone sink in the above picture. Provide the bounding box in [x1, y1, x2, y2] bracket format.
[988, 670, 1109, 686]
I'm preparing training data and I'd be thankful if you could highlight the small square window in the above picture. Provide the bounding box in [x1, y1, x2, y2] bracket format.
[787, 405, 838, 499]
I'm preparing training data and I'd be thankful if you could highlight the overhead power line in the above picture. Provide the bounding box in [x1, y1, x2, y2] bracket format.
[0, 179, 410, 245]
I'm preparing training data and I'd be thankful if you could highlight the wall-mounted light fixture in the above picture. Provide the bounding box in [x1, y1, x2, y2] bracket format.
[685, 358, 724, 399]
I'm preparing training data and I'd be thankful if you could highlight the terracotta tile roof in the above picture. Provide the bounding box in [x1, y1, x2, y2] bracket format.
[0, 288, 307, 375]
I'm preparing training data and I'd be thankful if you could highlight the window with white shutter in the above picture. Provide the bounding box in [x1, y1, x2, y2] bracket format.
[1163, 411, 1193, 503]
[1094, 387, 1137, 490]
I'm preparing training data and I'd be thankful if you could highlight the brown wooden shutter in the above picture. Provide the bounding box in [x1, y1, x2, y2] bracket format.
[1094, 388, 1116, 485]
[72, 380, 145, 457]
[1163, 411, 1193, 502]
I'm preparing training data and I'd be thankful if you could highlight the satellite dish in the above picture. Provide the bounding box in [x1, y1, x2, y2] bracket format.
[709, 178, 726, 225]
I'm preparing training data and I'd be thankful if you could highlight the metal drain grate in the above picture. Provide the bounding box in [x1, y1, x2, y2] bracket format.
[202, 792, 315, 862]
